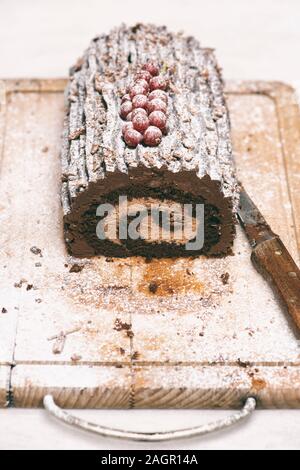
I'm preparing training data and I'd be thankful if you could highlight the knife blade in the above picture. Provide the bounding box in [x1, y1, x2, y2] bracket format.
[238, 186, 300, 332]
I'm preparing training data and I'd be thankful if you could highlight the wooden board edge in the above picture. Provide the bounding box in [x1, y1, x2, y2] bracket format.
[132, 364, 300, 409]
[3, 78, 67, 94]
[0, 365, 10, 408]
[10, 364, 133, 409]
[0, 80, 7, 164]
[225, 79, 289, 96]
[8, 363, 300, 409]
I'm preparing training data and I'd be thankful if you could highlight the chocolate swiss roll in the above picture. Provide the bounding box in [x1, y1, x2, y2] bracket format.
[61, 24, 238, 258]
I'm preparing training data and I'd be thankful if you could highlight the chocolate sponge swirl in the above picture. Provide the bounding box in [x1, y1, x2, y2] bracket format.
[61, 24, 238, 258]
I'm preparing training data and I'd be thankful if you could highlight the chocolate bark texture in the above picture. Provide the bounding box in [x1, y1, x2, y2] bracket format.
[61, 24, 239, 258]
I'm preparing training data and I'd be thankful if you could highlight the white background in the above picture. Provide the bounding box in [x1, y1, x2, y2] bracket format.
[0, 0, 299, 450]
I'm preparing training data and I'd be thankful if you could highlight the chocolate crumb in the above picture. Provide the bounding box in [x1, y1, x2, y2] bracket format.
[237, 358, 251, 368]
[30, 246, 42, 256]
[126, 330, 134, 338]
[1, 308, 7, 314]
[148, 281, 158, 294]
[71, 354, 82, 362]
[246, 328, 255, 337]
[35, 298, 42, 303]
[14, 279, 27, 288]
[69, 263, 84, 273]
[41, 146, 49, 153]
[113, 318, 132, 332]
[221, 272, 230, 285]
[132, 351, 140, 360]
[35, 262, 42, 267]
[26, 284, 33, 291]
[119, 347, 125, 355]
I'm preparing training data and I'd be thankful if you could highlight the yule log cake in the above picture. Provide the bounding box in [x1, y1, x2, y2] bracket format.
[61, 24, 239, 258]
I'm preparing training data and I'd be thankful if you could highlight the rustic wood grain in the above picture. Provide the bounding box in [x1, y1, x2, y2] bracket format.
[0, 80, 20, 366]
[252, 237, 300, 331]
[1, 78, 299, 409]
[226, 82, 299, 261]
[12, 365, 131, 408]
[133, 365, 300, 409]
[273, 82, 300, 256]
[0, 366, 9, 408]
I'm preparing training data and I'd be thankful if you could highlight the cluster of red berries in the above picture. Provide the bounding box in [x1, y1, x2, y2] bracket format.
[120, 61, 168, 148]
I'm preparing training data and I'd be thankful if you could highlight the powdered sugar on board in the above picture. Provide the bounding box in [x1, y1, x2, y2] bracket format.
[0, 79, 300, 408]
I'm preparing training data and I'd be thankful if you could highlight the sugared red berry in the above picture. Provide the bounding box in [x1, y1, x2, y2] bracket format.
[149, 111, 167, 130]
[121, 94, 131, 103]
[143, 126, 162, 146]
[149, 76, 167, 91]
[129, 84, 147, 99]
[135, 70, 152, 82]
[123, 122, 134, 133]
[132, 113, 149, 133]
[120, 101, 133, 119]
[132, 94, 149, 110]
[147, 98, 167, 114]
[148, 89, 168, 104]
[122, 122, 133, 135]
[126, 112, 133, 121]
[131, 107, 148, 119]
[123, 128, 143, 148]
[135, 79, 149, 92]
[143, 61, 159, 76]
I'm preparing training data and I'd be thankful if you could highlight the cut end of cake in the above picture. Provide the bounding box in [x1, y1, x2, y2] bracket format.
[63, 167, 237, 259]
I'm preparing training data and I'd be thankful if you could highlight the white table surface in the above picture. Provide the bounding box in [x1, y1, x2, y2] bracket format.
[0, 0, 299, 451]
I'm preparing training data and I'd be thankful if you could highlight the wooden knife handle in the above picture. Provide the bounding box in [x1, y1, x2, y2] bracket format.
[251, 236, 300, 332]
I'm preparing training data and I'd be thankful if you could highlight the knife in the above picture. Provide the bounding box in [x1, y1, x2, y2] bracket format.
[237, 186, 300, 332]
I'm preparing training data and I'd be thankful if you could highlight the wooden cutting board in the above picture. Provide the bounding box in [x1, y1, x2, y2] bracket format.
[0, 79, 299, 409]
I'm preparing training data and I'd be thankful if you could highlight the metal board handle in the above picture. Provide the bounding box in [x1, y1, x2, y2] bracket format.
[44, 395, 256, 442]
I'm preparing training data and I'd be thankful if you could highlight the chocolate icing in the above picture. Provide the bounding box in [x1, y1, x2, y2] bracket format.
[61, 24, 239, 258]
